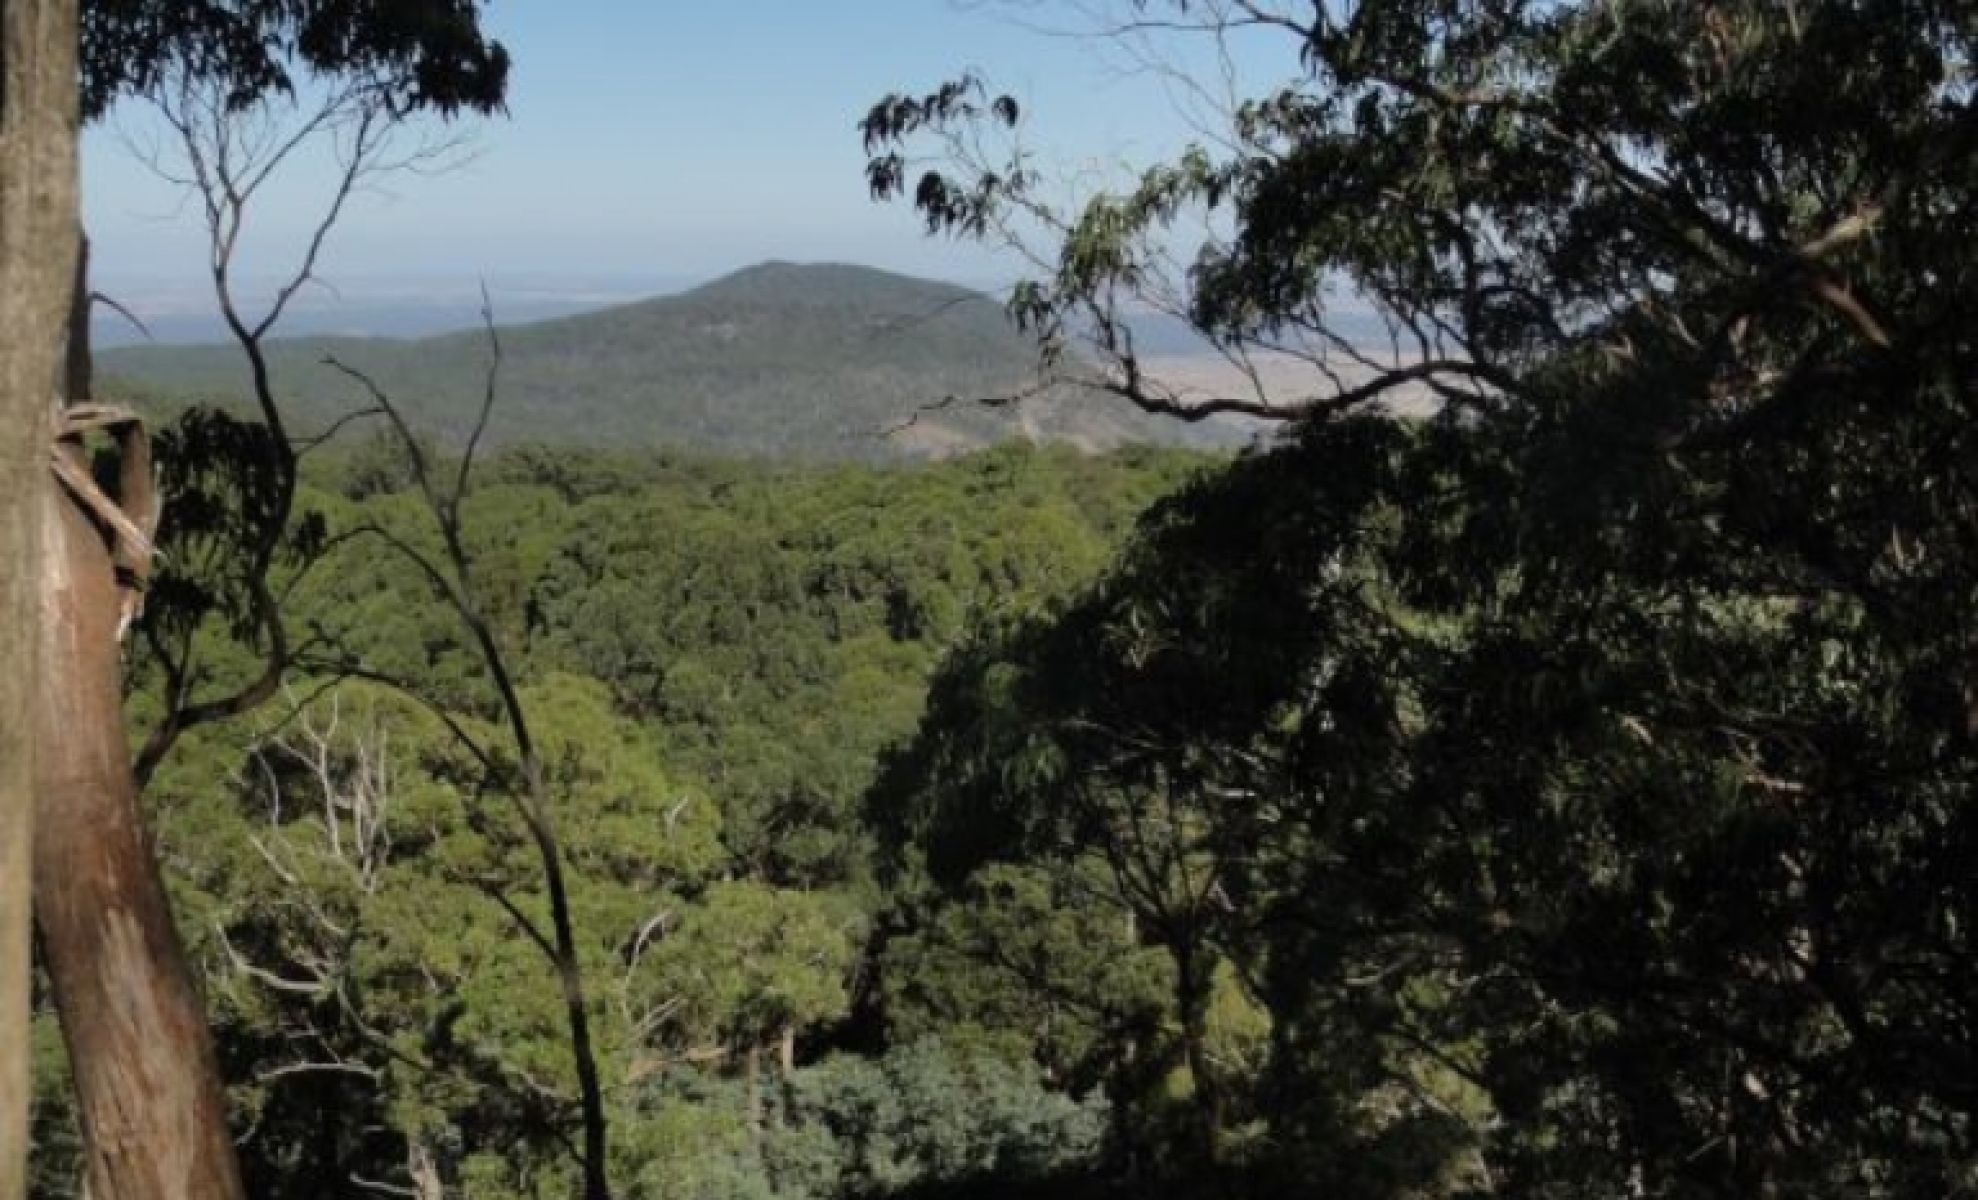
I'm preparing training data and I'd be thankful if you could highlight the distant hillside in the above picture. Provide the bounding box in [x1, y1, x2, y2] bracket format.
[99, 262, 1243, 461]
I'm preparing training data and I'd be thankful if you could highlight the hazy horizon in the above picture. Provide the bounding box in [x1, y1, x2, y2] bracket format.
[88, 258, 1069, 347]
[83, 1, 1300, 335]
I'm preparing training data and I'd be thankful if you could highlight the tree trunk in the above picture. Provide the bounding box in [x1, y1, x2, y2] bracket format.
[27, 166, 246, 1197]
[63, 229, 86, 396]
[744, 1044, 762, 1139]
[1173, 946, 1224, 1166]
[0, 0, 77, 1194]
[33, 469, 249, 1198]
[37, 242, 246, 1196]
[774, 1025, 797, 1130]
[409, 1138, 444, 1200]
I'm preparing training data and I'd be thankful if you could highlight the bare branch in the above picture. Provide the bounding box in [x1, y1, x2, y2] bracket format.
[292, 406, 388, 456]
[476, 880, 557, 963]
[124, 64, 478, 787]
[308, 338, 614, 1196]
[454, 283, 502, 504]
[89, 290, 154, 341]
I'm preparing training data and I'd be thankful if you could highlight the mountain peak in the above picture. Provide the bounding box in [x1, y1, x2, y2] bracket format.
[100, 261, 1237, 462]
[685, 261, 983, 309]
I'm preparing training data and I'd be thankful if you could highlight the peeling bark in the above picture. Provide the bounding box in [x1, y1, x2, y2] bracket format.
[33, 470, 248, 1199]
[33, 234, 243, 1196]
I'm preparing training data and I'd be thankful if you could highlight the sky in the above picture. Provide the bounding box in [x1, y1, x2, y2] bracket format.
[83, 0, 1301, 322]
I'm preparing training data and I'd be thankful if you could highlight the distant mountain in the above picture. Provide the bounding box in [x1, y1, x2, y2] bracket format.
[92, 297, 618, 347]
[98, 262, 1247, 461]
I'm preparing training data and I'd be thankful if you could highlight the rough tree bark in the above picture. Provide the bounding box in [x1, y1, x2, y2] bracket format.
[0, 0, 77, 1194]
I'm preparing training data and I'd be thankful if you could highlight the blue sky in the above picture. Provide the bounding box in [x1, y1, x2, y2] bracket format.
[84, 1, 1298, 307]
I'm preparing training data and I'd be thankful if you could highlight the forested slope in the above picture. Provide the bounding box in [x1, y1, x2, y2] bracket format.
[32, 440, 1213, 1199]
[97, 263, 1239, 460]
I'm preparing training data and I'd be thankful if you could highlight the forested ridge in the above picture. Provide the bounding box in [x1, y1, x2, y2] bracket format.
[95, 263, 1233, 461]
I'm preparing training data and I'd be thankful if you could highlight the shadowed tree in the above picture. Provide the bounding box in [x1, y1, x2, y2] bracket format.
[868, 1, 1978, 1192]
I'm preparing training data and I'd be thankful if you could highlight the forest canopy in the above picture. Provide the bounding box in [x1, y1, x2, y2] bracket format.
[857, 0, 1978, 1194]
[32, 439, 1216, 1199]
[15, 1, 1978, 1198]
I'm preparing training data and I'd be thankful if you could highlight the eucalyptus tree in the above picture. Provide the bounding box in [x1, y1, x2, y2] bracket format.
[868, 1, 1978, 1192]
[31, 6, 506, 1198]
[867, 420, 1446, 1183]
[0, 4, 80, 1194]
